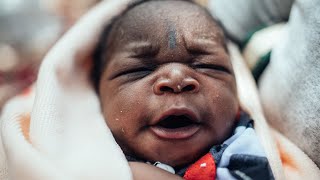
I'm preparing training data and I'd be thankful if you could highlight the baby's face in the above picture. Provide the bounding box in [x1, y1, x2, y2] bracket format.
[98, 1, 238, 167]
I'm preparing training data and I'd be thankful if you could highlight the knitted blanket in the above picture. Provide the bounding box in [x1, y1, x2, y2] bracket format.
[0, 0, 319, 179]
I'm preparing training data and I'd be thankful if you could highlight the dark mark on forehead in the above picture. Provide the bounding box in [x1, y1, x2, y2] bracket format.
[168, 23, 177, 49]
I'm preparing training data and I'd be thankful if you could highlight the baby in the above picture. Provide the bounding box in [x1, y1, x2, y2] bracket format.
[92, 0, 273, 179]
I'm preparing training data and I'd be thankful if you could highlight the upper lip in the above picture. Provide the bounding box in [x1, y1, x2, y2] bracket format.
[150, 107, 200, 126]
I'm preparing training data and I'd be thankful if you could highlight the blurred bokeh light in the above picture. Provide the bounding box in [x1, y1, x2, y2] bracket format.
[0, 0, 63, 110]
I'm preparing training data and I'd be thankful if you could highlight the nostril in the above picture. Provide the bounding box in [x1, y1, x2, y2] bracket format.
[181, 78, 199, 93]
[160, 86, 174, 92]
[154, 76, 199, 95]
[182, 84, 196, 92]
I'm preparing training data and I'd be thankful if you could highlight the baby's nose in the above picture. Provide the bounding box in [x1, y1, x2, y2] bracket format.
[153, 65, 200, 95]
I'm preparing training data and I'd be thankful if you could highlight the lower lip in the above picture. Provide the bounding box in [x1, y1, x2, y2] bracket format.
[149, 125, 200, 140]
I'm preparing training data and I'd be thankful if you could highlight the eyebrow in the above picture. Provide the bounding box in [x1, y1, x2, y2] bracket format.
[186, 38, 220, 55]
[125, 41, 159, 58]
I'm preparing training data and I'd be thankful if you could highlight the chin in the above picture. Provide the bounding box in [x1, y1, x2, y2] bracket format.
[148, 147, 209, 168]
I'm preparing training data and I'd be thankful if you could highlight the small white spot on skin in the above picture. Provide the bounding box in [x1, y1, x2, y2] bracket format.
[120, 111, 123, 113]
[200, 163, 206, 167]
[115, 118, 119, 121]
[225, 120, 232, 127]
[177, 85, 182, 91]
[121, 128, 125, 133]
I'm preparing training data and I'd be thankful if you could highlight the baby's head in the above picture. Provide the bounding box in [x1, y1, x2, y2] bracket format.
[93, 0, 238, 168]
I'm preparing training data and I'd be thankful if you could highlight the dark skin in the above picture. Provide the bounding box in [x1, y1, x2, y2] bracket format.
[98, 1, 239, 178]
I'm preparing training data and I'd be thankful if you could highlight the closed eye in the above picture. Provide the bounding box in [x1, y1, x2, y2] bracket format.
[193, 64, 231, 74]
[110, 67, 153, 80]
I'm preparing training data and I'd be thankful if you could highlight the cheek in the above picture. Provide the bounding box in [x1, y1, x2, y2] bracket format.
[205, 83, 238, 139]
[205, 80, 238, 110]
[100, 83, 149, 134]
[215, 87, 238, 113]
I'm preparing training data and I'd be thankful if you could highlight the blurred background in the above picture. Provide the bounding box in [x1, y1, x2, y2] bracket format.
[0, 0, 100, 110]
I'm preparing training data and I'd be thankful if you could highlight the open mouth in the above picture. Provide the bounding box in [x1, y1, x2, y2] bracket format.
[150, 113, 201, 140]
[156, 115, 198, 129]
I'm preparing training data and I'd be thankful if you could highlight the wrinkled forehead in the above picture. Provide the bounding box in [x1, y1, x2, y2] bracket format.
[109, 0, 225, 46]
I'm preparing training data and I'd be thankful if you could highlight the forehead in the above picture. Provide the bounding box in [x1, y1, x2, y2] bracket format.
[109, 1, 224, 45]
